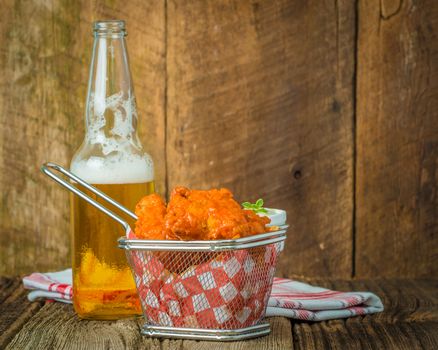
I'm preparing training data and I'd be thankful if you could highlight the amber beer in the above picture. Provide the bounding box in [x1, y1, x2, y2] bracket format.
[70, 181, 154, 319]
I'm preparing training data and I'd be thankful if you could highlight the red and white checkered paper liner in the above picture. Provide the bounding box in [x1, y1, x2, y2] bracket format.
[127, 240, 284, 329]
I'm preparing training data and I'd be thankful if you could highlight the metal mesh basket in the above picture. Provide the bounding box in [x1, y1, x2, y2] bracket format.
[119, 229, 287, 341]
[40, 163, 288, 341]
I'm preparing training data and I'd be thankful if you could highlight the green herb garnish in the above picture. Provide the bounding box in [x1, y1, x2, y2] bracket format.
[242, 198, 268, 215]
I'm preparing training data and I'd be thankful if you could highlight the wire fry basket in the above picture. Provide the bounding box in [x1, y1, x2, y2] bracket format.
[41, 163, 288, 341]
[119, 228, 286, 340]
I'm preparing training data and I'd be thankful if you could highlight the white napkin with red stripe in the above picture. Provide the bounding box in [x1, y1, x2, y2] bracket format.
[266, 277, 383, 321]
[22, 269, 383, 321]
[23, 269, 73, 304]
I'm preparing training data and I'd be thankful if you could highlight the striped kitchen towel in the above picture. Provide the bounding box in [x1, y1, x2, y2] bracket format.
[23, 269, 72, 304]
[22, 270, 383, 321]
[266, 278, 383, 321]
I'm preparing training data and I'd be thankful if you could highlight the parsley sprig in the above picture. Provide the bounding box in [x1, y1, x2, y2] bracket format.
[242, 199, 268, 215]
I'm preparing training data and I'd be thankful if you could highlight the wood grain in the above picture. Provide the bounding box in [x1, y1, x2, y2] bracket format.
[5, 296, 292, 349]
[3, 276, 438, 349]
[0, 277, 43, 349]
[178, 317, 292, 350]
[292, 279, 438, 349]
[166, 0, 355, 278]
[5, 303, 145, 350]
[356, 0, 438, 277]
[0, 0, 165, 275]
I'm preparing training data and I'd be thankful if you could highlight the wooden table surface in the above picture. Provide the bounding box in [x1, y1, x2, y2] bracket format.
[1, 277, 437, 349]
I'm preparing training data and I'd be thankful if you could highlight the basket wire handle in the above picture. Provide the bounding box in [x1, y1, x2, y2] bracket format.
[41, 162, 138, 232]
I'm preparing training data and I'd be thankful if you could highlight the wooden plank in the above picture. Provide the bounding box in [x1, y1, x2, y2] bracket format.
[0, 277, 43, 349]
[4, 302, 154, 350]
[5, 300, 293, 350]
[178, 317, 292, 350]
[356, 0, 438, 277]
[0, 0, 165, 275]
[166, 0, 356, 277]
[2, 276, 292, 349]
[292, 278, 438, 349]
[4, 276, 438, 349]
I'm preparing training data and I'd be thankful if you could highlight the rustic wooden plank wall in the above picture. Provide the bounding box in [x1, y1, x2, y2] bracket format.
[356, 0, 438, 278]
[0, 0, 437, 279]
[166, 0, 355, 278]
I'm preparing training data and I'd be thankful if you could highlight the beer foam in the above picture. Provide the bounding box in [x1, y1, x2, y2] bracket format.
[72, 90, 154, 184]
[71, 154, 154, 184]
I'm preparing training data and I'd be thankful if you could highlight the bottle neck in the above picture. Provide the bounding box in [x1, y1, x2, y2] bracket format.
[85, 31, 141, 151]
[71, 21, 154, 185]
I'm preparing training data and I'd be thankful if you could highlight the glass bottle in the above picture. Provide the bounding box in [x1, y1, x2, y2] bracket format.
[70, 20, 154, 319]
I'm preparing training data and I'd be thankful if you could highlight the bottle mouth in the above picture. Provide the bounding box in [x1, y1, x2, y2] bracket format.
[94, 20, 126, 37]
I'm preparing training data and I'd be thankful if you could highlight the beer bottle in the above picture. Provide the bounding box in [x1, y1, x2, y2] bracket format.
[70, 20, 154, 319]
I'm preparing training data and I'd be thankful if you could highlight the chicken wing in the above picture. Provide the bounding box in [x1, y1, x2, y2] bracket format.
[134, 193, 166, 240]
[134, 187, 270, 240]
